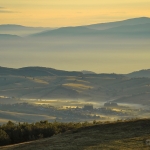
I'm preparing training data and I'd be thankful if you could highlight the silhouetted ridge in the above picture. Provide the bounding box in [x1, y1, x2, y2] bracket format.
[87, 17, 150, 30]
[0, 67, 82, 77]
[30, 26, 97, 37]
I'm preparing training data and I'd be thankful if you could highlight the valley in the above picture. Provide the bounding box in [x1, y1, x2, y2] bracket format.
[0, 67, 150, 123]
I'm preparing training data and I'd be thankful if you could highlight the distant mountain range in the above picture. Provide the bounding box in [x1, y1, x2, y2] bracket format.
[0, 17, 150, 73]
[29, 26, 97, 37]
[0, 17, 149, 45]
[28, 17, 150, 38]
[0, 17, 150, 38]
[0, 24, 53, 36]
[0, 66, 150, 78]
[0, 17, 149, 53]
[86, 17, 150, 30]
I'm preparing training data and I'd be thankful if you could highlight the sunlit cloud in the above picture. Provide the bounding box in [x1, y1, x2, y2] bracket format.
[0, 6, 16, 13]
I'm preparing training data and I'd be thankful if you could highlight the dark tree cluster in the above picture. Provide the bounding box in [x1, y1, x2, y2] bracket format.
[0, 120, 92, 146]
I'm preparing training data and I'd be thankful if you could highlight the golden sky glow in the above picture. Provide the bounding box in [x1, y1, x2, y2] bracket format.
[0, 0, 150, 27]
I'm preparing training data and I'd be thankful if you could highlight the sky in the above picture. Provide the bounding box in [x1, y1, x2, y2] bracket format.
[0, 0, 150, 27]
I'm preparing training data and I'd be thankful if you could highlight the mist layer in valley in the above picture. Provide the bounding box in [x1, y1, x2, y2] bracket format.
[0, 17, 150, 73]
[0, 67, 150, 124]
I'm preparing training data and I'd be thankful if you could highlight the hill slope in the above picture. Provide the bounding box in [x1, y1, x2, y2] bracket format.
[127, 69, 150, 78]
[1, 66, 150, 104]
[87, 17, 150, 30]
[1, 119, 150, 150]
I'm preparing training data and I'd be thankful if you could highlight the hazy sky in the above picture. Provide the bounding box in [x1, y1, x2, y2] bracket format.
[0, 0, 150, 73]
[0, 0, 150, 27]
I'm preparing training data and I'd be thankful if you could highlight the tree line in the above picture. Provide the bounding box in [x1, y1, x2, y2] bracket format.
[0, 120, 94, 146]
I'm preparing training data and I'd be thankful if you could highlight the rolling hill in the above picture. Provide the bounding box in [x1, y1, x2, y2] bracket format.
[0, 66, 150, 105]
[127, 69, 150, 78]
[1, 119, 150, 150]
[0, 66, 82, 77]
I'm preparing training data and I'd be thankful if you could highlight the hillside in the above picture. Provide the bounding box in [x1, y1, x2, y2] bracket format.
[127, 69, 150, 78]
[0, 67, 150, 124]
[0, 67, 150, 104]
[1, 119, 150, 150]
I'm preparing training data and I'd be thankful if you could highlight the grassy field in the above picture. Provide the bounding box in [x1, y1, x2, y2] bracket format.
[1, 119, 150, 150]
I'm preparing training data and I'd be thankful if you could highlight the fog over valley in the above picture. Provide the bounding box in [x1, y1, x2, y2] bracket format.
[0, 17, 150, 73]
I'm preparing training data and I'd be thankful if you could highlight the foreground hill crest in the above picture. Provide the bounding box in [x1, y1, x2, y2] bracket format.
[1, 119, 150, 150]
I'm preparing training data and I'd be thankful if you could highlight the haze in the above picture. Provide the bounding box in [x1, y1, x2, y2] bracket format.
[0, 49, 150, 74]
[0, 1, 150, 73]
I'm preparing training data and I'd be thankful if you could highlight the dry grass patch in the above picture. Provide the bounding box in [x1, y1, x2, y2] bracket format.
[63, 83, 93, 90]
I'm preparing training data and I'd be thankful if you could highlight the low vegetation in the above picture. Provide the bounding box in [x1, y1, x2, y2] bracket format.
[1, 118, 150, 150]
[0, 120, 93, 146]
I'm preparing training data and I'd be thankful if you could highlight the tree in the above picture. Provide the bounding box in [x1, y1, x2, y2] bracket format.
[0, 129, 11, 146]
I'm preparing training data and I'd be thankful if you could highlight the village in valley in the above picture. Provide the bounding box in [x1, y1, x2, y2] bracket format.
[0, 96, 149, 124]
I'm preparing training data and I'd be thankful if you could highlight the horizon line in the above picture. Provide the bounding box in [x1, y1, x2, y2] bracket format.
[0, 16, 150, 28]
[0, 65, 150, 75]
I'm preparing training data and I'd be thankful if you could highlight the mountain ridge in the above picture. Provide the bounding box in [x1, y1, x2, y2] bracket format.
[28, 18, 150, 38]
[1, 66, 150, 78]
[86, 17, 150, 30]
[0, 66, 83, 77]
[1, 17, 150, 37]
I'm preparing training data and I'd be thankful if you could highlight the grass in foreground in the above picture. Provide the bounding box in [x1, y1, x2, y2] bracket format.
[1, 118, 150, 150]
